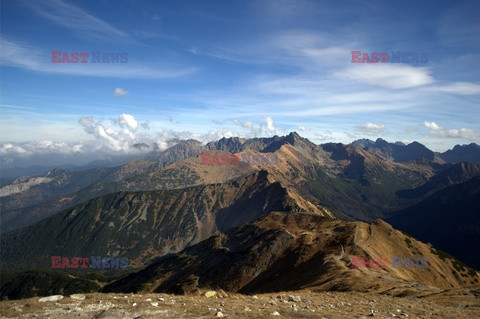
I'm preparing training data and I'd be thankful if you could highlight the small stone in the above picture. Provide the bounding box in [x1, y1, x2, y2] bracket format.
[243, 306, 251, 311]
[205, 290, 217, 298]
[132, 303, 137, 306]
[269, 299, 277, 305]
[70, 294, 85, 301]
[270, 311, 281, 316]
[146, 298, 152, 301]
[158, 297, 165, 301]
[150, 302, 158, 307]
[215, 310, 225, 317]
[252, 295, 258, 299]
[288, 295, 302, 302]
[38, 295, 64, 303]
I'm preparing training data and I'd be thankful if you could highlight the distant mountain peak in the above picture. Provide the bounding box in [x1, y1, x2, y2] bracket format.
[44, 167, 68, 177]
[351, 139, 375, 148]
[261, 132, 317, 153]
[351, 138, 435, 162]
[441, 143, 480, 163]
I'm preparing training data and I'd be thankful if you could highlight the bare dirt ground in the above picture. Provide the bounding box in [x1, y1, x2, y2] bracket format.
[1, 288, 479, 319]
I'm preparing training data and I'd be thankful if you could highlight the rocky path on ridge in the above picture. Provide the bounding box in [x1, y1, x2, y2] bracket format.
[1, 289, 479, 319]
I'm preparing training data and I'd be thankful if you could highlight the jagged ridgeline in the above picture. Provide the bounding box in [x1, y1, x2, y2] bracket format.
[1, 133, 480, 300]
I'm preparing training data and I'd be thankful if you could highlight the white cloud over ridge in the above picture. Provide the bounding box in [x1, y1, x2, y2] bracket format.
[0, 114, 279, 169]
[230, 116, 277, 136]
[423, 121, 480, 140]
[356, 122, 386, 135]
[78, 114, 148, 152]
[265, 116, 276, 133]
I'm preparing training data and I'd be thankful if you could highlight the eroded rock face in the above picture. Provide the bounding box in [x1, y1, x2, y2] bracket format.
[0, 176, 53, 197]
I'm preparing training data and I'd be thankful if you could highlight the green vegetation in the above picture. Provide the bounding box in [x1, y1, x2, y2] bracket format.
[0, 269, 104, 300]
[405, 238, 413, 249]
[431, 248, 478, 277]
[468, 268, 478, 277]
[430, 247, 453, 260]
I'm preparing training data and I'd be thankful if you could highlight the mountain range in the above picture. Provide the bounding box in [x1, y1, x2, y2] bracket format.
[1, 133, 479, 300]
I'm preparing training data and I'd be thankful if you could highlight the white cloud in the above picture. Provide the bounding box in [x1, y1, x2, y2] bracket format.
[334, 64, 434, 89]
[227, 116, 276, 136]
[313, 130, 334, 142]
[79, 114, 147, 152]
[422, 121, 480, 140]
[114, 88, 129, 96]
[299, 125, 306, 131]
[423, 121, 442, 131]
[356, 122, 386, 135]
[118, 114, 138, 130]
[0, 143, 29, 155]
[230, 118, 253, 129]
[422, 82, 480, 95]
[264, 116, 275, 133]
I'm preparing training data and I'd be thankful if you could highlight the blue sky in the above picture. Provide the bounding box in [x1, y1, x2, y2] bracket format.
[1, 0, 479, 167]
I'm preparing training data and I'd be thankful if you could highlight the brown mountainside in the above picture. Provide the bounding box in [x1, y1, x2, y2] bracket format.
[103, 211, 479, 296]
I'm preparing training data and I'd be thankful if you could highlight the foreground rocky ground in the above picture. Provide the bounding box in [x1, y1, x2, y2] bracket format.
[1, 288, 479, 319]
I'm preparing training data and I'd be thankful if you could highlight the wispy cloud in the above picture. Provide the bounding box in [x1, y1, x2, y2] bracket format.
[0, 104, 36, 110]
[334, 64, 434, 89]
[21, 0, 128, 43]
[421, 82, 480, 95]
[0, 37, 197, 79]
